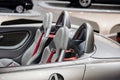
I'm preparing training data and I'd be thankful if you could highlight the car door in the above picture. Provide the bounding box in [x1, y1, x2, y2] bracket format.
[0, 61, 85, 80]
[0, 25, 38, 63]
[4, 0, 12, 7]
[0, 0, 17, 10]
[0, 0, 6, 7]
[11, 0, 19, 7]
[84, 59, 120, 80]
[5, 0, 16, 9]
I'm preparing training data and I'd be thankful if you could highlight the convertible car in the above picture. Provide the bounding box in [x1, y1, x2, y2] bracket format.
[69, 0, 120, 8]
[0, 0, 33, 13]
[0, 11, 120, 80]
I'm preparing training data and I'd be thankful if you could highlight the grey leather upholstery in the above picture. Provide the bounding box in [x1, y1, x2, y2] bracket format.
[26, 12, 53, 65]
[22, 29, 42, 65]
[43, 12, 53, 38]
[72, 23, 94, 54]
[40, 26, 69, 64]
[0, 28, 42, 67]
[0, 12, 53, 67]
[55, 11, 71, 32]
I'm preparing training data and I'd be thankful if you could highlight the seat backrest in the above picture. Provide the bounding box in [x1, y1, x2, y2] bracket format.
[43, 12, 53, 38]
[48, 11, 71, 39]
[21, 12, 53, 65]
[72, 23, 94, 54]
[55, 11, 71, 31]
[21, 29, 42, 65]
[40, 26, 69, 64]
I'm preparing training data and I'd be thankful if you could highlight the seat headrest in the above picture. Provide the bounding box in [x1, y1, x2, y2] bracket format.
[43, 12, 53, 37]
[56, 11, 71, 29]
[35, 29, 41, 42]
[54, 27, 69, 50]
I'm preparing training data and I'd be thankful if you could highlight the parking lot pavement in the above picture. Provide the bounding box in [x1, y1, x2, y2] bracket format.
[70, 12, 120, 35]
[90, 4, 120, 10]
[38, 1, 120, 13]
[0, 9, 41, 25]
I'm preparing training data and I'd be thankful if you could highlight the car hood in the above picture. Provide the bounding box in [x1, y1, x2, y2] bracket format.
[92, 34, 120, 59]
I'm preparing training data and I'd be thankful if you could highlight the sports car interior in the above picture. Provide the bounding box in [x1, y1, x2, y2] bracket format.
[0, 11, 119, 71]
[0, 11, 73, 67]
[0, 11, 120, 80]
[0, 11, 88, 68]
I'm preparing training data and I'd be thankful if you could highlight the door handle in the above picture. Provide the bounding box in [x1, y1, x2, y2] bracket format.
[0, 34, 4, 39]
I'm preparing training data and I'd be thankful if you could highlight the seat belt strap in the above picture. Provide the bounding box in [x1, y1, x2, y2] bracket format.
[47, 49, 56, 63]
[32, 32, 44, 56]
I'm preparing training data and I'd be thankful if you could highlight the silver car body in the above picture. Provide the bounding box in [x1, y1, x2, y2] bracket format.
[0, 23, 120, 80]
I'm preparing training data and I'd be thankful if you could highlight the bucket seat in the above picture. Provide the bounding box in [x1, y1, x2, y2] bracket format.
[40, 26, 69, 64]
[0, 12, 53, 67]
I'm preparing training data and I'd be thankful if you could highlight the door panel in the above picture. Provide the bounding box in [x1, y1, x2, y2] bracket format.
[0, 0, 10, 8]
[0, 0, 5, 7]
[0, 62, 85, 80]
[0, 31, 28, 48]
[0, 0, 16, 10]
[0, 27, 37, 59]
[84, 62, 120, 80]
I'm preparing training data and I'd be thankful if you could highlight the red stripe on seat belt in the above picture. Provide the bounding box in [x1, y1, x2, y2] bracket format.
[47, 50, 56, 63]
[63, 57, 77, 61]
[32, 32, 44, 56]
[66, 49, 73, 53]
[55, 58, 58, 62]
